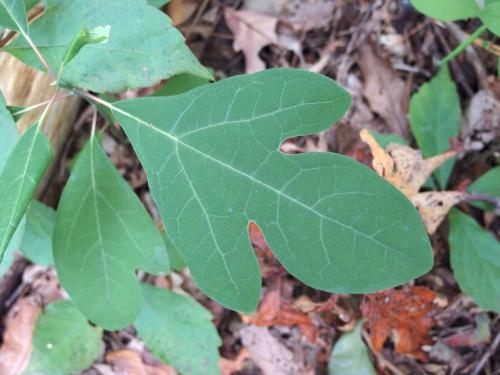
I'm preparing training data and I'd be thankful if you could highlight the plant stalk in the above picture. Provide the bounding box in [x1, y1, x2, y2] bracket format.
[441, 24, 488, 65]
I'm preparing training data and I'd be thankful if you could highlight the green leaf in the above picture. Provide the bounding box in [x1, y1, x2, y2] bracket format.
[328, 320, 376, 375]
[0, 92, 19, 170]
[148, 0, 170, 7]
[0, 0, 28, 32]
[468, 167, 500, 210]
[53, 137, 169, 330]
[409, 65, 461, 188]
[6, 0, 212, 93]
[7, 105, 26, 122]
[410, 0, 480, 20]
[449, 209, 500, 313]
[153, 73, 211, 97]
[480, 0, 500, 36]
[24, 0, 39, 11]
[163, 232, 187, 271]
[135, 283, 221, 375]
[60, 25, 110, 68]
[112, 68, 433, 312]
[369, 130, 408, 148]
[0, 125, 52, 262]
[23, 300, 102, 375]
[0, 218, 25, 276]
[20, 200, 55, 266]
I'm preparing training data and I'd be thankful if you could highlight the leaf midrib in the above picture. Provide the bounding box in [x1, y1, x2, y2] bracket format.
[111, 102, 421, 265]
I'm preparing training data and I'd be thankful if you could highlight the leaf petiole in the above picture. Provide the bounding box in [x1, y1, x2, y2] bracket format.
[441, 24, 488, 65]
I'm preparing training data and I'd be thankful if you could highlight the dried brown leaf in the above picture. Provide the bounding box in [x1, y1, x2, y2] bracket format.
[219, 348, 250, 375]
[106, 350, 176, 375]
[224, 8, 278, 73]
[361, 287, 436, 361]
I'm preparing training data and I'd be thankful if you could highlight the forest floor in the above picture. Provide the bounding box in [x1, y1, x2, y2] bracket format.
[1, 0, 499, 374]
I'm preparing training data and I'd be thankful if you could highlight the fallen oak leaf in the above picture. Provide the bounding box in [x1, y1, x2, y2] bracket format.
[224, 8, 278, 73]
[361, 286, 436, 361]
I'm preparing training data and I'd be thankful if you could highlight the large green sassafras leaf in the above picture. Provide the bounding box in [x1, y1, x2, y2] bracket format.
[0, 218, 25, 276]
[135, 284, 221, 375]
[112, 68, 433, 312]
[0, 0, 28, 32]
[409, 66, 461, 188]
[410, 0, 480, 20]
[328, 320, 376, 375]
[6, 0, 211, 93]
[0, 125, 52, 262]
[23, 300, 102, 375]
[20, 200, 55, 266]
[53, 137, 169, 330]
[449, 210, 500, 312]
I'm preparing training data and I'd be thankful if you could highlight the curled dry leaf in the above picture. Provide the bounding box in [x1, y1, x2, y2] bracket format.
[360, 129, 466, 234]
[242, 289, 317, 342]
[224, 8, 278, 73]
[411, 192, 468, 235]
[361, 286, 437, 361]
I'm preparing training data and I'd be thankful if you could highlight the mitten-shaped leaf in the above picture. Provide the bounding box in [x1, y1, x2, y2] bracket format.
[53, 137, 169, 330]
[0, 125, 52, 262]
[112, 68, 433, 312]
[6, 0, 211, 93]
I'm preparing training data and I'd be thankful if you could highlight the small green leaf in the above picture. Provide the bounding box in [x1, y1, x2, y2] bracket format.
[7, 105, 25, 122]
[328, 320, 376, 375]
[0, 0, 28, 32]
[163, 232, 187, 271]
[20, 200, 55, 266]
[53, 137, 169, 330]
[449, 209, 500, 313]
[23, 300, 102, 375]
[0, 125, 52, 262]
[369, 130, 408, 148]
[480, 0, 500, 36]
[410, 0, 480, 20]
[60, 25, 110, 68]
[135, 283, 221, 375]
[153, 73, 211, 97]
[6, 0, 211, 93]
[468, 167, 500, 211]
[112, 68, 433, 312]
[409, 65, 461, 188]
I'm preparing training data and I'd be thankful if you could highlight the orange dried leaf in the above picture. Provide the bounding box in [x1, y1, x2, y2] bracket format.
[361, 286, 436, 361]
[106, 350, 176, 375]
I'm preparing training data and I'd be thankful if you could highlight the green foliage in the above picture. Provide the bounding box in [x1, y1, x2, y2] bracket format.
[0, 92, 19, 170]
[6, 0, 211, 93]
[0, 218, 25, 276]
[148, 0, 170, 7]
[154, 73, 211, 97]
[409, 65, 461, 188]
[163, 232, 187, 271]
[20, 200, 55, 266]
[23, 300, 102, 375]
[369, 130, 408, 148]
[0, 125, 52, 262]
[135, 284, 221, 375]
[449, 210, 500, 313]
[0, 0, 28, 32]
[328, 320, 376, 375]
[410, 0, 480, 21]
[480, 0, 500, 36]
[60, 25, 110, 68]
[468, 167, 500, 210]
[112, 68, 433, 313]
[53, 136, 169, 330]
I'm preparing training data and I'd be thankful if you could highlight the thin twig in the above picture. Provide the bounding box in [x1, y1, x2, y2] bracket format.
[465, 194, 500, 214]
[471, 330, 500, 375]
[11, 93, 72, 118]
